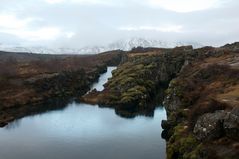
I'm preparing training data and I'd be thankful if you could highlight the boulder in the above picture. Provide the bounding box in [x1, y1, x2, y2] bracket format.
[193, 108, 239, 141]
[0, 122, 7, 127]
[161, 120, 176, 130]
[193, 111, 226, 140]
[223, 107, 239, 139]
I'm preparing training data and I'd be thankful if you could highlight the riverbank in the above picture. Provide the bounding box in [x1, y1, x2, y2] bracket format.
[0, 50, 124, 127]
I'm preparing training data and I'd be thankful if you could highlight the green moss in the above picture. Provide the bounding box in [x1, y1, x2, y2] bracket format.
[127, 85, 147, 93]
[178, 135, 198, 155]
[183, 144, 203, 159]
[120, 77, 135, 85]
[121, 91, 142, 100]
[167, 125, 200, 159]
[165, 88, 173, 95]
[108, 94, 119, 101]
[169, 125, 185, 143]
[119, 85, 148, 104]
[100, 55, 169, 107]
[145, 62, 157, 69]
[170, 79, 178, 86]
[144, 80, 155, 89]
[175, 87, 183, 97]
[135, 64, 145, 69]
[120, 96, 135, 103]
[177, 109, 188, 118]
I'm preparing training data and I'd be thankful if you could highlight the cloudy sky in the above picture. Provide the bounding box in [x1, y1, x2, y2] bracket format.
[0, 0, 238, 48]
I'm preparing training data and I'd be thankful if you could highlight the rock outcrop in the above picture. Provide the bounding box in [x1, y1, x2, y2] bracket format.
[223, 107, 239, 139]
[162, 44, 239, 159]
[193, 107, 239, 141]
[82, 46, 194, 117]
[193, 111, 226, 140]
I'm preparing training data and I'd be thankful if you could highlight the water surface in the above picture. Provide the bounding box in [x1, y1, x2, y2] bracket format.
[90, 66, 116, 91]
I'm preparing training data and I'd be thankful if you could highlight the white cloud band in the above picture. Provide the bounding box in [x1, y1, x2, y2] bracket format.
[119, 25, 183, 33]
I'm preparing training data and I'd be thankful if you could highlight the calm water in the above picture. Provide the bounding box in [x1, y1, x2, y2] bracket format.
[90, 66, 116, 91]
[0, 67, 166, 159]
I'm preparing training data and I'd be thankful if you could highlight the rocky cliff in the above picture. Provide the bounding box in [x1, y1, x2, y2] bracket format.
[81, 46, 194, 117]
[82, 43, 239, 158]
[162, 44, 239, 159]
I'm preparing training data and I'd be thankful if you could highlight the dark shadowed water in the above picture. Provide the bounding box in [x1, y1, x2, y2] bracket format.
[0, 67, 166, 159]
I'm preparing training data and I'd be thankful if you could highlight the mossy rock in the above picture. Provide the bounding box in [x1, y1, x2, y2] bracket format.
[167, 124, 200, 159]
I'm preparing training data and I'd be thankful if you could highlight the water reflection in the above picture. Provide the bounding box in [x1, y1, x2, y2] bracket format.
[0, 102, 166, 159]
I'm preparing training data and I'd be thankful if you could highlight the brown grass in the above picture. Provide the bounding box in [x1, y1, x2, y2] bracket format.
[177, 63, 239, 129]
[128, 51, 162, 57]
[188, 99, 229, 128]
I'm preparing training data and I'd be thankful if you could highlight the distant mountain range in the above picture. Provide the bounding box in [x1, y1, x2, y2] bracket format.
[0, 37, 203, 54]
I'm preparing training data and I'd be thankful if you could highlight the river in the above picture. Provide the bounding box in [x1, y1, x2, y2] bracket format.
[0, 66, 166, 159]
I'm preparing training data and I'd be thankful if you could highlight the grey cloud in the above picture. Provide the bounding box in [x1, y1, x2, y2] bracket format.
[0, 0, 238, 48]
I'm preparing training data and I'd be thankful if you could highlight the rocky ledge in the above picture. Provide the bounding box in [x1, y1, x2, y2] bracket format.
[162, 42, 239, 158]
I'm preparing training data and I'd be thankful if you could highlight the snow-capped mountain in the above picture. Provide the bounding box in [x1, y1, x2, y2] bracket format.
[0, 38, 203, 54]
[106, 38, 203, 51]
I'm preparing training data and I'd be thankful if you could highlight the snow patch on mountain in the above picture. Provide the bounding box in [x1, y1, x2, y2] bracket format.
[0, 38, 203, 54]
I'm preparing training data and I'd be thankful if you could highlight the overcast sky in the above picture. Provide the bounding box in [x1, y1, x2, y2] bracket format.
[0, 0, 238, 48]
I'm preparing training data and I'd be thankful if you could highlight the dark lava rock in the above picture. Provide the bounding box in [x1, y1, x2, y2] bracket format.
[0, 122, 7, 127]
[223, 107, 239, 139]
[194, 108, 239, 141]
[164, 93, 182, 113]
[161, 120, 176, 141]
[161, 120, 176, 130]
[193, 111, 226, 140]
[161, 129, 172, 141]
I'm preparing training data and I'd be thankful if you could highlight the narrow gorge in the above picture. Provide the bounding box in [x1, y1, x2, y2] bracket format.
[83, 43, 239, 159]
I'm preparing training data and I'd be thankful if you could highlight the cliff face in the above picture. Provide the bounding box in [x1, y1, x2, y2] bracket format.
[81, 46, 195, 117]
[86, 46, 215, 104]
[163, 47, 239, 159]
